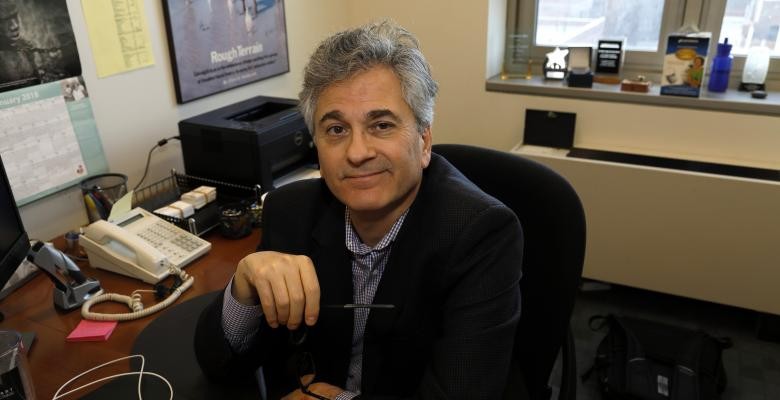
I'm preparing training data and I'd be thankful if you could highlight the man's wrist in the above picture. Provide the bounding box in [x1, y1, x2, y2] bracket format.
[230, 271, 261, 306]
[222, 278, 263, 352]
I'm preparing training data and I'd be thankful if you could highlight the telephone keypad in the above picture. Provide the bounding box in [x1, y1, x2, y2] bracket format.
[135, 220, 208, 265]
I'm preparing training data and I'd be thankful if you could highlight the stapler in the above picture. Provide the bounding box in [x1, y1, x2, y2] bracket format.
[27, 241, 102, 311]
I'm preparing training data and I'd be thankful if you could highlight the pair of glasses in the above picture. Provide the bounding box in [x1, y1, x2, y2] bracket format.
[296, 351, 329, 400]
[289, 303, 394, 398]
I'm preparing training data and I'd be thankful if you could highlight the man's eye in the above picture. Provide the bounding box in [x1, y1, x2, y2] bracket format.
[326, 125, 347, 135]
[375, 122, 394, 131]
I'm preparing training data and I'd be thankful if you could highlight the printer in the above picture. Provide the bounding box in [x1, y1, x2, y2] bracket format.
[179, 96, 317, 193]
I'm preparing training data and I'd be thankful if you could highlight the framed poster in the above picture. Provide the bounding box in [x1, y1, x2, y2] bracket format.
[161, 0, 290, 103]
[0, 0, 82, 93]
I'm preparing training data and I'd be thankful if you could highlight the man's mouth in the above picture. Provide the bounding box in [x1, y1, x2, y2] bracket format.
[343, 170, 386, 187]
[346, 171, 383, 179]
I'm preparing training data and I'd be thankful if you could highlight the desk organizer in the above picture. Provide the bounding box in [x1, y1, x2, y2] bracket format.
[132, 170, 260, 236]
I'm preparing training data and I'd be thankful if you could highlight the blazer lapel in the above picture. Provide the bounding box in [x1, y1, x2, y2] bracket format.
[360, 198, 425, 392]
[309, 196, 354, 383]
[311, 197, 352, 307]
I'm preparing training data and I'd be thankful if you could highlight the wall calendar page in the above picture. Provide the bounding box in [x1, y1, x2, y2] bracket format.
[0, 78, 107, 205]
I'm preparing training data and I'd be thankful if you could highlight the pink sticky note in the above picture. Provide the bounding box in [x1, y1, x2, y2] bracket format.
[66, 320, 118, 342]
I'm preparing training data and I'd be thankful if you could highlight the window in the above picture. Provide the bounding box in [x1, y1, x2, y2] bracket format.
[505, 0, 780, 84]
[718, 0, 780, 56]
[534, 0, 666, 51]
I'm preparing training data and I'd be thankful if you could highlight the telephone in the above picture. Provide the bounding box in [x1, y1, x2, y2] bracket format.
[80, 207, 211, 284]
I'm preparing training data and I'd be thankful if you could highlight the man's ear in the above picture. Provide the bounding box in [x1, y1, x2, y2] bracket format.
[420, 127, 432, 168]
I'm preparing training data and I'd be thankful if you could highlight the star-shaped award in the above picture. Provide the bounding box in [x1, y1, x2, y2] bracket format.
[544, 47, 569, 80]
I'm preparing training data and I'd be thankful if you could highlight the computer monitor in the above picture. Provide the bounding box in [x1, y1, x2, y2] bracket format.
[0, 154, 30, 300]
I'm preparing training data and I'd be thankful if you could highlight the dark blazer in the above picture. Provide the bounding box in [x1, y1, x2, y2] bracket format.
[194, 154, 523, 399]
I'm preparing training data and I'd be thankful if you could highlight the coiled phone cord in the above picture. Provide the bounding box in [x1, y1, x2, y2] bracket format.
[81, 267, 194, 321]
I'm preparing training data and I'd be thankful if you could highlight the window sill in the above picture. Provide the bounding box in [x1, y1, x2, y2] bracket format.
[485, 75, 780, 117]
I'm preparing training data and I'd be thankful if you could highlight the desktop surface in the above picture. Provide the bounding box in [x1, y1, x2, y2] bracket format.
[82, 290, 260, 399]
[0, 229, 260, 400]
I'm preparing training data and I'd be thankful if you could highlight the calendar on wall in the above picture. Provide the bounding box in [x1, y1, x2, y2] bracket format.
[0, 77, 107, 205]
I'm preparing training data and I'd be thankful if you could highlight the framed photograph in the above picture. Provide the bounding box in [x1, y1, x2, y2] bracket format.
[0, 0, 82, 93]
[161, 0, 290, 103]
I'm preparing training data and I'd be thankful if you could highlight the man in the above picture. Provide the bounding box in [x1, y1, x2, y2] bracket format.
[0, 0, 38, 90]
[195, 20, 523, 399]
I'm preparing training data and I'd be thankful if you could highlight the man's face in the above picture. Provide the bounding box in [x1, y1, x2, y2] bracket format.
[0, 13, 20, 44]
[313, 65, 432, 218]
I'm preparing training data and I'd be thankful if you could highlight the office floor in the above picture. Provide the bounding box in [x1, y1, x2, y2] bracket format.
[548, 280, 780, 400]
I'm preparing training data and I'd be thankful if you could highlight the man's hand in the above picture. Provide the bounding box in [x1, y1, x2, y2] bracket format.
[281, 381, 345, 400]
[233, 251, 321, 330]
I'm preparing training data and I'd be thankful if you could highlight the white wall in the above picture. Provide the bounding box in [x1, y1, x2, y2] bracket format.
[20, 0, 349, 240]
[20, 0, 780, 241]
[346, 0, 780, 171]
[343, 1, 780, 311]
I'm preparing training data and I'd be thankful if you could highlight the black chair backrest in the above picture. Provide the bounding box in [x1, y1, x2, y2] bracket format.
[433, 144, 586, 399]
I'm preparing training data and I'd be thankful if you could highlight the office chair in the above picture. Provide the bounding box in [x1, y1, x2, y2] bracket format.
[433, 144, 586, 400]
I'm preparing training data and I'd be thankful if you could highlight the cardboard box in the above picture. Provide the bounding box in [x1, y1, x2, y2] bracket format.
[660, 33, 711, 97]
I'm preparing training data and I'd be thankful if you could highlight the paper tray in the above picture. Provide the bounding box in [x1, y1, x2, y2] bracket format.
[132, 170, 260, 236]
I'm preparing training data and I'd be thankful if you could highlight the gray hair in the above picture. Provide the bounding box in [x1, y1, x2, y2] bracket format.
[299, 20, 438, 135]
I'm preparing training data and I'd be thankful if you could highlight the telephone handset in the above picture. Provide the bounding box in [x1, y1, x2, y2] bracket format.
[80, 207, 211, 284]
[82, 221, 168, 282]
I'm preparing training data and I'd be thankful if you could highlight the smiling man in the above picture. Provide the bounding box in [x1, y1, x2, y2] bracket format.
[195, 20, 523, 400]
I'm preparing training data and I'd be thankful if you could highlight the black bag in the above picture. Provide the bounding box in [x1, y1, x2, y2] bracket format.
[584, 315, 732, 400]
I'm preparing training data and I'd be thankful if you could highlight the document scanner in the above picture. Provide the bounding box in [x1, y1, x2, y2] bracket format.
[179, 96, 317, 193]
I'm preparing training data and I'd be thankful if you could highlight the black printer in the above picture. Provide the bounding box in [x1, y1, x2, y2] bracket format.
[179, 96, 317, 193]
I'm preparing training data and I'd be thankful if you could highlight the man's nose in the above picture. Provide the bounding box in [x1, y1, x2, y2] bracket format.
[345, 130, 375, 165]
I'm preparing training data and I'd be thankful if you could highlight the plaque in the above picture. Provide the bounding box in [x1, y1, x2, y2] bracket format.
[502, 33, 533, 79]
[595, 40, 625, 75]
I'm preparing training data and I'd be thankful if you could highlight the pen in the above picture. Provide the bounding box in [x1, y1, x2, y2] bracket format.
[322, 304, 395, 309]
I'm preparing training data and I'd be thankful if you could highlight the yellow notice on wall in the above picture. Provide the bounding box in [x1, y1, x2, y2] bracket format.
[81, 0, 155, 77]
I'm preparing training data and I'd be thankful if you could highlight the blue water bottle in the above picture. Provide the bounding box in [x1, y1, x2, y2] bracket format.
[707, 38, 733, 92]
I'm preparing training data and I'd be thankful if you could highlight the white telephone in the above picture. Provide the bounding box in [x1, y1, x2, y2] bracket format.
[80, 207, 211, 284]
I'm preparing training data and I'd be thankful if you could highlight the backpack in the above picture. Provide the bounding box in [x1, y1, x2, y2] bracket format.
[583, 315, 732, 400]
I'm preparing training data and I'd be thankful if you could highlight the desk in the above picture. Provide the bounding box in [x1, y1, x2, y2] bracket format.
[0, 229, 260, 399]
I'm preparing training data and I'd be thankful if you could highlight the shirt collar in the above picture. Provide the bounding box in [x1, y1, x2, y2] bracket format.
[344, 208, 409, 256]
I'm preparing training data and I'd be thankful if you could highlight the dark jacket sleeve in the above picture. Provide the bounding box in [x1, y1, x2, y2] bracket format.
[194, 284, 300, 400]
[193, 290, 246, 381]
[193, 289, 277, 379]
[424, 205, 522, 400]
[193, 185, 298, 389]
